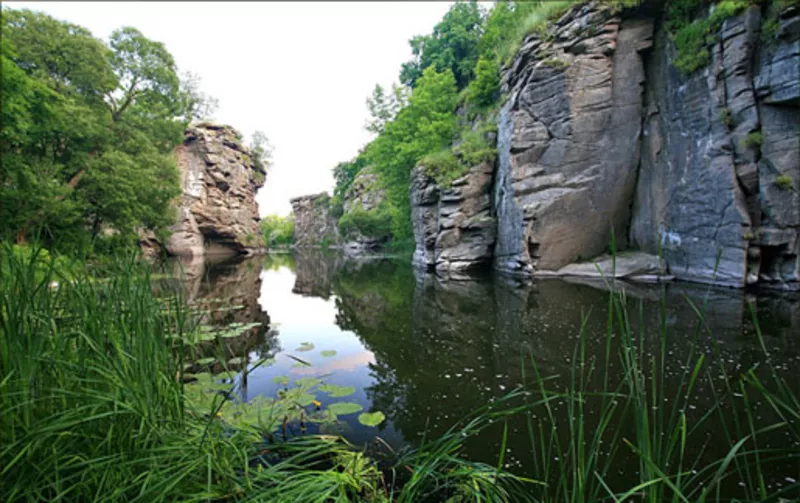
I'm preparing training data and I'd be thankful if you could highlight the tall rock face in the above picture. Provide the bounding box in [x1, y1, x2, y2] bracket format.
[411, 158, 496, 279]
[166, 123, 265, 257]
[494, 3, 654, 276]
[290, 193, 339, 247]
[469, 1, 799, 290]
[630, 5, 799, 288]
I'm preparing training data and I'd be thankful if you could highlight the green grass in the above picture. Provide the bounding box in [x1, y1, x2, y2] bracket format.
[0, 244, 529, 502]
[3, 242, 797, 501]
[670, 0, 749, 74]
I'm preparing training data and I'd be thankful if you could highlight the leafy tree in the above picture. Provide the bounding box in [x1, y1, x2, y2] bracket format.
[180, 70, 219, 121]
[399, 1, 485, 90]
[364, 83, 409, 134]
[260, 214, 294, 247]
[366, 67, 459, 238]
[249, 130, 273, 173]
[0, 9, 196, 253]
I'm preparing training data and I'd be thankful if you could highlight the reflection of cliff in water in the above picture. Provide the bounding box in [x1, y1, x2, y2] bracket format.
[331, 261, 800, 489]
[172, 255, 277, 362]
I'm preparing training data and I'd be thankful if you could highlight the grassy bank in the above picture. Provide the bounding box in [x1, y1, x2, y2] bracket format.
[1, 244, 798, 501]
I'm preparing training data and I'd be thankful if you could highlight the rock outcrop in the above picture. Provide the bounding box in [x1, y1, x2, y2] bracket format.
[495, 4, 654, 276]
[423, 0, 799, 290]
[630, 5, 799, 288]
[166, 123, 265, 257]
[411, 159, 496, 279]
[290, 193, 339, 247]
[340, 167, 389, 253]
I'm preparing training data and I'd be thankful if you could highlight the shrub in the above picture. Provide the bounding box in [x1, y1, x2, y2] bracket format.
[742, 131, 763, 149]
[719, 107, 734, 128]
[260, 214, 294, 247]
[337, 206, 393, 240]
[421, 125, 497, 188]
[775, 174, 793, 190]
[671, 0, 749, 74]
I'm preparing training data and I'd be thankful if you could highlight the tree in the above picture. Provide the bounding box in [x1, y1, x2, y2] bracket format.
[367, 67, 459, 238]
[399, 1, 485, 90]
[180, 70, 219, 122]
[365, 83, 409, 134]
[0, 9, 197, 253]
[249, 131, 273, 173]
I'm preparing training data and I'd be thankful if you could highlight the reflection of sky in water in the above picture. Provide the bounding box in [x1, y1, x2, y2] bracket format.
[243, 265, 402, 446]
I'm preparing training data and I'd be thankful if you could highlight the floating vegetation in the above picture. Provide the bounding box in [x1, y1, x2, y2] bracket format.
[295, 341, 315, 352]
[318, 384, 356, 398]
[358, 411, 386, 427]
[320, 349, 338, 357]
[327, 402, 363, 416]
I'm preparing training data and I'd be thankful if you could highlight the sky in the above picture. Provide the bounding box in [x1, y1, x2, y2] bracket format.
[7, 1, 455, 216]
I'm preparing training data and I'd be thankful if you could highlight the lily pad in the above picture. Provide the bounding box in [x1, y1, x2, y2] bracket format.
[320, 350, 337, 357]
[294, 377, 321, 389]
[327, 402, 363, 416]
[295, 342, 315, 352]
[293, 393, 316, 407]
[358, 411, 386, 427]
[318, 384, 355, 398]
[227, 357, 244, 365]
[196, 357, 216, 365]
[272, 375, 290, 386]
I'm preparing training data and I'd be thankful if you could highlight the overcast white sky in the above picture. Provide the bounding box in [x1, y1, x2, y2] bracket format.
[7, 1, 455, 216]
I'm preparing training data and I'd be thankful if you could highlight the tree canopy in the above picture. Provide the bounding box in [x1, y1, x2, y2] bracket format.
[0, 8, 213, 253]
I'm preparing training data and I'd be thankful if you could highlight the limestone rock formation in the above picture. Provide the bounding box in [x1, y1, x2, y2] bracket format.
[166, 123, 265, 257]
[411, 159, 496, 279]
[290, 193, 339, 247]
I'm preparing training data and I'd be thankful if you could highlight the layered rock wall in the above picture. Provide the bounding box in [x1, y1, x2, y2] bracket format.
[411, 160, 496, 279]
[418, 1, 798, 289]
[341, 167, 389, 253]
[166, 123, 265, 257]
[290, 193, 339, 247]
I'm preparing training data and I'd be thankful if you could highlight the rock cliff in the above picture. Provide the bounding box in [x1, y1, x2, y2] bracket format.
[166, 123, 265, 257]
[340, 167, 390, 253]
[290, 193, 339, 247]
[411, 159, 496, 279]
[417, 1, 798, 289]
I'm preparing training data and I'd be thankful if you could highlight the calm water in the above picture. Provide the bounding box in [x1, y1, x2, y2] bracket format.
[172, 250, 800, 494]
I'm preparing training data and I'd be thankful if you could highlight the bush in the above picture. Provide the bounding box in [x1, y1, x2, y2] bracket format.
[421, 125, 497, 188]
[260, 214, 294, 247]
[742, 131, 763, 149]
[337, 206, 393, 240]
[671, 0, 749, 74]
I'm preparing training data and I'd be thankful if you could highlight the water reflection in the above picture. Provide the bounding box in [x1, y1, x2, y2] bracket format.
[189, 251, 800, 494]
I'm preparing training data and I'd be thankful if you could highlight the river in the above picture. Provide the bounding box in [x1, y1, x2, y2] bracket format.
[168, 250, 800, 496]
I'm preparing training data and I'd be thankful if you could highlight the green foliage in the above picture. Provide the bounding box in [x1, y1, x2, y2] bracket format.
[670, 0, 749, 74]
[742, 131, 763, 149]
[719, 107, 734, 128]
[421, 125, 497, 187]
[466, 54, 501, 108]
[0, 8, 200, 255]
[260, 214, 295, 247]
[338, 206, 394, 240]
[249, 130, 273, 174]
[365, 83, 409, 134]
[366, 66, 460, 238]
[774, 174, 793, 190]
[331, 154, 369, 219]
[399, 1, 485, 90]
